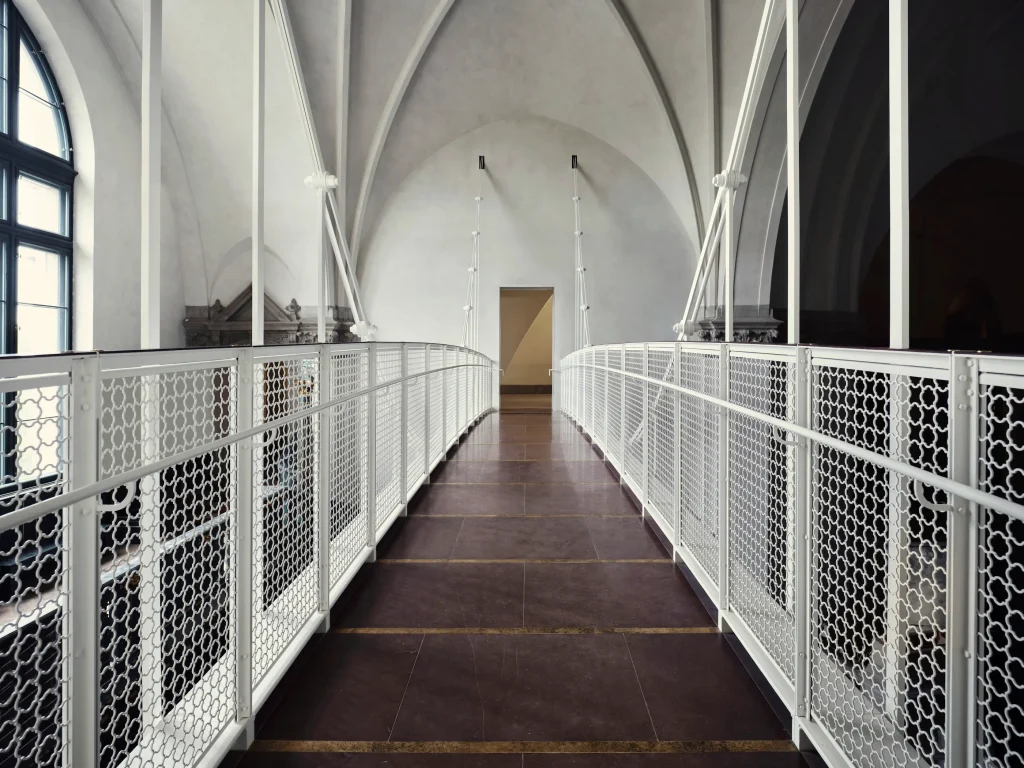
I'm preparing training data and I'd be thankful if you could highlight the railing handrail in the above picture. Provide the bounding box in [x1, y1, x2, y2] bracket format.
[564, 345, 1024, 525]
[0, 344, 494, 534]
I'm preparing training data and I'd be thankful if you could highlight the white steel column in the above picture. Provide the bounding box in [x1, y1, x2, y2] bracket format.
[723, 188, 735, 342]
[786, 0, 800, 344]
[67, 356, 100, 766]
[889, 0, 909, 349]
[317, 195, 328, 343]
[252, 0, 266, 346]
[792, 347, 812, 740]
[945, 354, 976, 768]
[718, 343, 730, 623]
[141, 0, 162, 349]
[235, 348, 255, 736]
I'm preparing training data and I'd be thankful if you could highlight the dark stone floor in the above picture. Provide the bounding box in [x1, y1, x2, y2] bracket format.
[224, 412, 824, 768]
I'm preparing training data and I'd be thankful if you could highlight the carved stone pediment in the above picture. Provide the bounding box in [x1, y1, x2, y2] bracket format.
[693, 304, 782, 343]
[183, 285, 356, 347]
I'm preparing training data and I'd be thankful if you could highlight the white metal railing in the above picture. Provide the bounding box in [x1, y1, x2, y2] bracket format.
[563, 342, 1024, 768]
[0, 341, 494, 767]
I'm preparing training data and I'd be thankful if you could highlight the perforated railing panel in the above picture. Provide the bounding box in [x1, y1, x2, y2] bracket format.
[810, 361, 950, 768]
[98, 451, 237, 768]
[329, 348, 368, 587]
[679, 349, 720, 588]
[375, 347, 403, 529]
[727, 353, 796, 685]
[592, 348, 607, 448]
[604, 349, 620, 455]
[647, 347, 676, 536]
[623, 347, 644, 486]
[429, 347, 444, 461]
[0, 373, 71, 767]
[406, 346, 427, 496]
[251, 354, 319, 687]
[97, 359, 240, 767]
[100, 364, 236, 479]
[445, 351, 458, 447]
[977, 376, 1024, 768]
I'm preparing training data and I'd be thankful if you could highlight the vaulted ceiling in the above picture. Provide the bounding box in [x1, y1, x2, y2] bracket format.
[288, 0, 767, 271]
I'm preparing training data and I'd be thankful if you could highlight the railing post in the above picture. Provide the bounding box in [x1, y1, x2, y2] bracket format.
[68, 355, 100, 767]
[587, 352, 594, 436]
[945, 353, 977, 768]
[400, 343, 409, 512]
[673, 343, 682, 553]
[366, 343, 377, 558]
[457, 348, 464, 433]
[642, 343, 649, 516]
[718, 343, 730, 624]
[793, 346, 812, 740]
[441, 346, 449, 454]
[424, 345, 432, 479]
[604, 350, 611, 454]
[317, 344, 332, 630]
[235, 347, 255, 742]
[619, 345, 626, 482]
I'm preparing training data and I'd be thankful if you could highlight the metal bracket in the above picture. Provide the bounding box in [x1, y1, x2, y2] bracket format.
[771, 426, 801, 447]
[912, 479, 956, 513]
[303, 171, 339, 190]
[712, 169, 748, 189]
[250, 427, 280, 447]
[96, 479, 140, 513]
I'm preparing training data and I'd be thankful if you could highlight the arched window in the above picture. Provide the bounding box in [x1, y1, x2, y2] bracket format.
[0, 0, 74, 356]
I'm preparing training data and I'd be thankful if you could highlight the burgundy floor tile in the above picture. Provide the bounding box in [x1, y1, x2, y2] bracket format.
[624, 634, 788, 741]
[240, 753, 520, 767]
[335, 563, 524, 628]
[521, 443, 602, 462]
[584, 517, 669, 560]
[377, 517, 465, 559]
[451, 517, 598, 560]
[390, 634, 656, 741]
[520, 462, 616, 485]
[411, 484, 524, 516]
[435, 461, 524, 484]
[524, 485, 638, 517]
[522, 755, 807, 767]
[256, 634, 422, 740]
[452, 443, 528, 461]
[525, 563, 713, 627]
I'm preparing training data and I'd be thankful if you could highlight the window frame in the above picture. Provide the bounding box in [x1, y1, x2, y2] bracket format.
[0, 0, 76, 361]
[0, 0, 75, 493]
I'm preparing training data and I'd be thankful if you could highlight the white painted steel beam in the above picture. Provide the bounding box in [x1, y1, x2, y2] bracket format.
[889, 0, 909, 349]
[141, 0, 162, 349]
[252, 0, 266, 345]
[786, 0, 800, 344]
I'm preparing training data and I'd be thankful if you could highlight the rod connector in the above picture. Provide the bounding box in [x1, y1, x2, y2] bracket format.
[712, 170, 748, 190]
[304, 171, 339, 190]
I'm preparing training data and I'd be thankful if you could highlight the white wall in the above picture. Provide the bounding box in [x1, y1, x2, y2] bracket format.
[360, 116, 692, 403]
